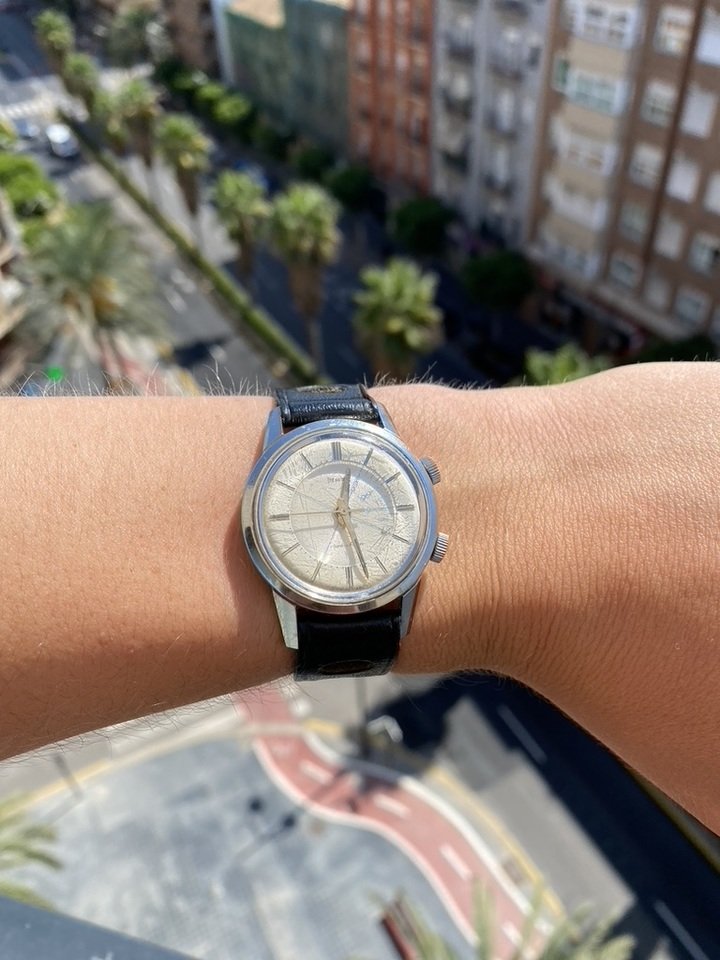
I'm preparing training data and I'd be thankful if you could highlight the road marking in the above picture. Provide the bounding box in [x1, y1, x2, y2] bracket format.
[300, 759, 333, 785]
[170, 267, 196, 293]
[497, 705, 547, 764]
[372, 793, 410, 818]
[164, 287, 186, 312]
[440, 843, 473, 880]
[654, 901, 711, 960]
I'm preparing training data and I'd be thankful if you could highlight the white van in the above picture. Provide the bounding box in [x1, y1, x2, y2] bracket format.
[45, 123, 79, 159]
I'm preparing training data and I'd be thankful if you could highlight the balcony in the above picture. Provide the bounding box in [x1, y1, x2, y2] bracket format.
[495, 0, 529, 16]
[443, 92, 474, 120]
[484, 172, 514, 196]
[485, 108, 518, 138]
[445, 37, 475, 64]
[489, 51, 524, 80]
[442, 148, 470, 173]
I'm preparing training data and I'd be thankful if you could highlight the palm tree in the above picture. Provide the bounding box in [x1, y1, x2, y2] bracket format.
[16, 202, 169, 393]
[0, 795, 61, 910]
[33, 10, 75, 73]
[116, 77, 160, 171]
[91, 90, 129, 158]
[212, 170, 270, 286]
[383, 886, 635, 960]
[60, 52, 100, 114]
[268, 183, 340, 371]
[520, 343, 611, 385]
[353, 258, 443, 380]
[155, 113, 210, 245]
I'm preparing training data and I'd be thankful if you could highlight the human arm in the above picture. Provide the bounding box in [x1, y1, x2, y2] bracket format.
[0, 363, 718, 832]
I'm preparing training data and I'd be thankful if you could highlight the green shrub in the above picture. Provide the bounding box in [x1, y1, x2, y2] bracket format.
[251, 120, 295, 161]
[391, 197, 454, 257]
[4, 172, 59, 218]
[0, 154, 42, 186]
[194, 82, 225, 117]
[213, 93, 254, 137]
[0, 120, 17, 151]
[325, 164, 374, 212]
[461, 251, 535, 310]
[292, 145, 334, 182]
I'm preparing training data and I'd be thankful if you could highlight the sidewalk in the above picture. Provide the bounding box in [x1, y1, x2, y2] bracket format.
[236, 683, 560, 957]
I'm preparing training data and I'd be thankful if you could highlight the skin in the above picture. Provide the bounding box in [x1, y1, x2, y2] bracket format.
[0, 362, 718, 833]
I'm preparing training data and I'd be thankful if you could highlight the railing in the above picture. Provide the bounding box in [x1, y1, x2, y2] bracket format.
[442, 147, 470, 172]
[443, 92, 474, 120]
[495, 0, 529, 16]
[489, 51, 524, 80]
[484, 172, 514, 195]
[445, 37, 475, 63]
[485, 109, 518, 138]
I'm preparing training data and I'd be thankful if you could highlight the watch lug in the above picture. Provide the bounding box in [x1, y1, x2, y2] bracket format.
[263, 408, 284, 449]
[375, 400, 398, 435]
[399, 584, 420, 638]
[273, 593, 299, 650]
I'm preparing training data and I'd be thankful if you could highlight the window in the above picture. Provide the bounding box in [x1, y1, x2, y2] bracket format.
[645, 274, 670, 310]
[675, 288, 709, 329]
[666, 155, 700, 202]
[609, 251, 641, 288]
[619, 202, 649, 242]
[564, 1, 637, 45]
[655, 215, 685, 259]
[655, 5, 693, 54]
[697, 9, 720, 65]
[705, 173, 720, 214]
[564, 70, 625, 114]
[553, 55, 570, 91]
[689, 232, 720, 274]
[629, 143, 663, 187]
[642, 81, 677, 126]
[681, 87, 717, 138]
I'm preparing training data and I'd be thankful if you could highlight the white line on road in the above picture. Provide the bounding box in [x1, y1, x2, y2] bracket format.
[654, 901, 711, 960]
[372, 793, 409, 818]
[299, 759, 334, 785]
[497, 705, 547, 764]
[440, 843, 473, 880]
[170, 267, 196, 294]
[164, 288, 186, 313]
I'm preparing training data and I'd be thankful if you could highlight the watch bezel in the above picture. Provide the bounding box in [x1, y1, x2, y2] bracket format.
[241, 418, 439, 616]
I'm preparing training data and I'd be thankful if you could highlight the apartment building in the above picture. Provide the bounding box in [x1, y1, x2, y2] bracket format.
[529, 0, 720, 343]
[161, 0, 219, 73]
[432, 0, 549, 244]
[220, 0, 350, 153]
[348, 0, 434, 194]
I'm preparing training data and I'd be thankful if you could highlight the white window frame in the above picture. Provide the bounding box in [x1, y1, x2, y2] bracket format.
[655, 5, 693, 55]
[666, 154, 700, 203]
[609, 251, 641, 288]
[680, 86, 717, 138]
[564, 1, 638, 47]
[629, 143, 663, 187]
[619, 202, 649, 242]
[688, 232, 720, 275]
[704, 172, 720, 214]
[655, 214, 685, 260]
[644, 274, 671, 311]
[642, 80, 677, 126]
[675, 287, 710, 329]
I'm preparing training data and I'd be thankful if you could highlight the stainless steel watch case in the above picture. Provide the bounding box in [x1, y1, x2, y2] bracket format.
[241, 401, 440, 650]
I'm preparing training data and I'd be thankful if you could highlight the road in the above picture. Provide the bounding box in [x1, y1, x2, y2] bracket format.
[0, 14, 278, 395]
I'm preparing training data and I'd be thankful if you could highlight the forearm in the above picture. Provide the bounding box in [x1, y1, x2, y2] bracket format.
[1, 368, 719, 835]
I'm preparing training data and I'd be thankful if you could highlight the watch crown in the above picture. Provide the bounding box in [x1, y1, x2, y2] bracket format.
[421, 457, 441, 485]
[430, 532, 449, 563]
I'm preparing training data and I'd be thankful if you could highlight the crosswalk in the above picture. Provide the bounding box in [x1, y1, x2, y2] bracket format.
[0, 91, 66, 126]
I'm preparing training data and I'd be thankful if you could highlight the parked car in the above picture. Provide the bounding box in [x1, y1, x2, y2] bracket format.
[13, 118, 40, 142]
[45, 123, 79, 159]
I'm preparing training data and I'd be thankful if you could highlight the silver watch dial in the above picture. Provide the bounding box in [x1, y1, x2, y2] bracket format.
[243, 421, 435, 610]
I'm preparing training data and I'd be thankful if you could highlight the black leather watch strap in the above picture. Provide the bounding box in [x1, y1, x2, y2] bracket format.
[276, 384, 380, 428]
[295, 609, 401, 680]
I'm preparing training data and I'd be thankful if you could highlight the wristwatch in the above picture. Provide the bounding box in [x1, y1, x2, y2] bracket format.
[241, 385, 448, 680]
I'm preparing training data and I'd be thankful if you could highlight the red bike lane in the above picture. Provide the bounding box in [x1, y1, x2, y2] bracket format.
[235, 684, 539, 957]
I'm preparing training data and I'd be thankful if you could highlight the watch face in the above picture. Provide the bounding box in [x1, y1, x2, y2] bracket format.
[243, 421, 435, 610]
